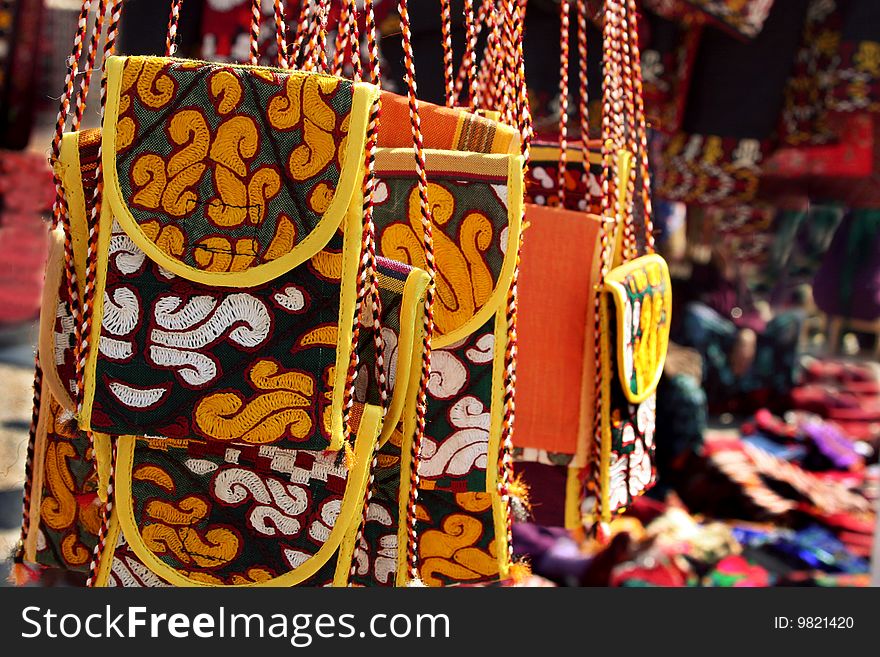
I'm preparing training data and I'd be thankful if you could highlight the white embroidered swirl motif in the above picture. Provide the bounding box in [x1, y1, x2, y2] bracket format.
[103, 287, 140, 336]
[418, 396, 489, 478]
[465, 333, 494, 364]
[308, 498, 342, 544]
[101, 287, 139, 365]
[629, 439, 653, 497]
[273, 285, 306, 313]
[426, 350, 468, 400]
[107, 381, 169, 409]
[212, 467, 309, 537]
[147, 293, 271, 386]
[109, 228, 147, 275]
[609, 453, 629, 512]
[353, 504, 396, 584]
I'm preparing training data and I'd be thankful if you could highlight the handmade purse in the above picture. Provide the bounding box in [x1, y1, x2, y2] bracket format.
[16, 0, 109, 579]
[18, 0, 434, 588]
[337, 1, 526, 587]
[513, 0, 670, 535]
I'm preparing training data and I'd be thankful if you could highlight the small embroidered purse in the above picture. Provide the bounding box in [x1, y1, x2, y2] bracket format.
[335, 2, 526, 587]
[19, 0, 432, 588]
[513, 0, 670, 535]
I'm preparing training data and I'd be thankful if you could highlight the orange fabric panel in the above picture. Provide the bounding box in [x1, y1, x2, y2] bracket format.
[377, 92, 461, 150]
[515, 205, 603, 457]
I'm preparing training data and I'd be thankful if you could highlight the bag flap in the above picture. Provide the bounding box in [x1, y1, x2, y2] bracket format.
[377, 92, 520, 155]
[373, 149, 524, 348]
[112, 404, 381, 587]
[102, 56, 379, 287]
[351, 258, 430, 446]
[604, 254, 672, 404]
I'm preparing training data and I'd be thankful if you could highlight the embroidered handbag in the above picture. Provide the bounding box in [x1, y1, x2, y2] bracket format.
[18, 0, 433, 588]
[332, 1, 526, 587]
[513, 0, 670, 535]
[16, 0, 110, 579]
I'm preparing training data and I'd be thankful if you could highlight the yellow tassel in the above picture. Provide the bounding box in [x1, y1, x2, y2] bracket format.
[508, 475, 531, 511]
[344, 442, 356, 471]
[509, 560, 532, 584]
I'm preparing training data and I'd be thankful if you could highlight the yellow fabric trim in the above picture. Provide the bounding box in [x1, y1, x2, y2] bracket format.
[332, 403, 384, 586]
[94, 432, 112, 504]
[604, 253, 672, 404]
[486, 311, 506, 495]
[530, 144, 603, 167]
[599, 295, 613, 525]
[58, 131, 91, 295]
[23, 379, 52, 562]
[38, 229, 75, 412]
[377, 269, 427, 441]
[393, 314, 427, 586]
[488, 311, 510, 580]
[101, 56, 379, 287]
[564, 467, 582, 531]
[374, 150, 524, 350]
[78, 198, 114, 431]
[612, 149, 634, 268]
[379, 268, 429, 446]
[113, 405, 380, 587]
[93, 511, 121, 587]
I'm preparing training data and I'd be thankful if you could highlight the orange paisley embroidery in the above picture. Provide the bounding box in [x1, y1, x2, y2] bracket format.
[209, 69, 243, 116]
[268, 75, 344, 183]
[61, 533, 91, 567]
[419, 493, 499, 586]
[135, 60, 176, 110]
[194, 360, 316, 444]
[141, 496, 240, 569]
[247, 166, 282, 225]
[381, 184, 495, 335]
[142, 220, 185, 258]
[133, 464, 176, 492]
[267, 76, 304, 130]
[209, 115, 259, 177]
[194, 236, 257, 272]
[117, 117, 136, 151]
[264, 215, 297, 261]
[40, 441, 78, 531]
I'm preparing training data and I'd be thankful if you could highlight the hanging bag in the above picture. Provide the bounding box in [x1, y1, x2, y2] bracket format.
[513, 0, 670, 534]
[20, 0, 433, 588]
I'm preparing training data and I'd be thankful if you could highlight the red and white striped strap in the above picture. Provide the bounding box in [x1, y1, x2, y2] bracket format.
[397, 0, 437, 585]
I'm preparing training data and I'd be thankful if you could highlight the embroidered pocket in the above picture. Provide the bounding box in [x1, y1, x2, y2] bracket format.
[101, 403, 383, 587]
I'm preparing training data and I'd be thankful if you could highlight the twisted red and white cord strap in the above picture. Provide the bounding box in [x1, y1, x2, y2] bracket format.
[397, 0, 437, 584]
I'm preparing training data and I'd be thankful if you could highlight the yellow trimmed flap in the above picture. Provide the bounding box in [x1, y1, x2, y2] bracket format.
[373, 149, 524, 348]
[604, 254, 672, 404]
[112, 404, 381, 587]
[101, 56, 378, 287]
